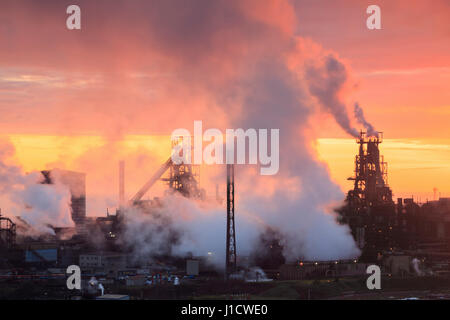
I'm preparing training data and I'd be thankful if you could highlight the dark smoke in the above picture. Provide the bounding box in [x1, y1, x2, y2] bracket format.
[250, 227, 286, 269]
[306, 55, 360, 137]
[354, 102, 377, 136]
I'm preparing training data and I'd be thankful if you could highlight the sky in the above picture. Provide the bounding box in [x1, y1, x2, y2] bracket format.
[0, 0, 449, 214]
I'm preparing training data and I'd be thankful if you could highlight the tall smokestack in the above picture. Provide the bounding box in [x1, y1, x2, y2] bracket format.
[119, 160, 125, 207]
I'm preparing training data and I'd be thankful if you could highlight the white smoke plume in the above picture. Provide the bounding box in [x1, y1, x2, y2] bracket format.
[120, 194, 254, 269]
[0, 1, 381, 265]
[103, 2, 367, 265]
[0, 140, 73, 235]
[354, 102, 378, 137]
[218, 55, 362, 261]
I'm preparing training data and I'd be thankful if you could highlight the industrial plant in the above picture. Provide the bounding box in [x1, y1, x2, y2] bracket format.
[338, 132, 450, 269]
[1, 132, 450, 300]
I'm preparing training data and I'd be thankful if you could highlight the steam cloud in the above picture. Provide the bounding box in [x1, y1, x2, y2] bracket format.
[120, 195, 230, 268]
[0, 0, 383, 265]
[110, 1, 368, 264]
[0, 140, 73, 235]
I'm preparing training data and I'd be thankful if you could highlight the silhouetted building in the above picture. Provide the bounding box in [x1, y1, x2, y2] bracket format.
[41, 169, 86, 234]
[338, 132, 397, 261]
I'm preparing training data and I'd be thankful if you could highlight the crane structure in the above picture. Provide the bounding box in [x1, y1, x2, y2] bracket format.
[129, 157, 174, 205]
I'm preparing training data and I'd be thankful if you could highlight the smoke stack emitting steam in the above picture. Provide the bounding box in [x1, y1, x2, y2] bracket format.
[0, 0, 383, 265]
[306, 55, 377, 138]
[306, 55, 360, 138]
[119, 160, 125, 207]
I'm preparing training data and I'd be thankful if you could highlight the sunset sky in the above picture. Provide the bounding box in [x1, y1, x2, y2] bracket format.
[0, 0, 449, 214]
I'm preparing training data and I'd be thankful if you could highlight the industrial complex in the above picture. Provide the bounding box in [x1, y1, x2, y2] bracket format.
[1, 132, 450, 299]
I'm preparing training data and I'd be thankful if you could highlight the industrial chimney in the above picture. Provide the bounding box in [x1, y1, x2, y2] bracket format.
[119, 160, 125, 207]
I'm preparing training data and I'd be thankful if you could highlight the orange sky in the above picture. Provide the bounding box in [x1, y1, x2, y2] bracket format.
[316, 138, 450, 202]
[3, 134, 450, 213]
[0, 0, 449, 214]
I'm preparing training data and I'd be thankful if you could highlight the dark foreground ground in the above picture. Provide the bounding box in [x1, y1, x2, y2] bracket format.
[2, 276, 450, 300]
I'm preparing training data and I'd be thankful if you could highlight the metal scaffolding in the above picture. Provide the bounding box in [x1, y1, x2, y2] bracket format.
[0, 210, 16, 249]
[339, 131, 396, 261]
[347, 131, 392, 206]
[226, 164, 236, 278]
